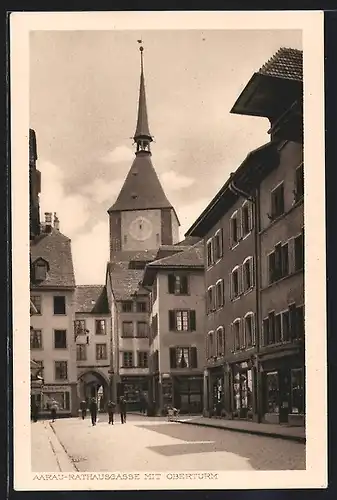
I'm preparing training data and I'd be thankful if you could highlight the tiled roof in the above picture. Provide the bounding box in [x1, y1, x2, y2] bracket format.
[75, 285, 110, 314]
[30, 229, 75, 288]
[175, 236, 201, 246]
[154, 245, 191, 261]
[108, 265, 147, 300]
[147, 241, 204, 269]
[110, 249, 158, 264]
[108, 152, 173, 212]
[259, 47, 302, 81]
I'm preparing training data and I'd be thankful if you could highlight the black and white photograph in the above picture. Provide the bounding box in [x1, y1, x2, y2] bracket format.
[10, 10, 326, 491]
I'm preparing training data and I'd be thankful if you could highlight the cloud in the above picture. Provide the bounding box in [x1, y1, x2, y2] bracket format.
[72, 220, 109, 285]
[178, 196, 214, 237]
[80, 177, 124, 204]
[160, 170, 195, 192]
[100, 145, 134, 163]
[38, 160, 91, 237]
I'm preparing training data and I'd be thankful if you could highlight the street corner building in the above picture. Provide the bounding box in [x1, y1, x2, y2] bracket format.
[186, 47, 304, 427]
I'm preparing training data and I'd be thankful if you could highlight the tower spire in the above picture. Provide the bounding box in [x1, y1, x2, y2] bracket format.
[134, 44, 153, 154]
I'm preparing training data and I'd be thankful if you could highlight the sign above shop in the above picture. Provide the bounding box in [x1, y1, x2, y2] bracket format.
[42, 385, 70, 392]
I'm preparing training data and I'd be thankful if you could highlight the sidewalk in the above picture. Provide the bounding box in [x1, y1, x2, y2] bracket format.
[31, 420, 76, 472]
[175, 416, 305, 443]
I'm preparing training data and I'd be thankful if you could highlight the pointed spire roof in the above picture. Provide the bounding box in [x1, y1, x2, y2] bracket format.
[134, 47, 152, 142]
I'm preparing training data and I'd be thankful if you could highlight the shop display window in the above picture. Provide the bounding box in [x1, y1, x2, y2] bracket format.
[291, 368, 304, 414]
[266, 371, 279, 413]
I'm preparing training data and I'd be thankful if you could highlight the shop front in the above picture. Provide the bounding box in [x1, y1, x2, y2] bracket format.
[119, 376, 149, 412]
[260, 353, 305, 426]
[172, 375, 203, 414]
[31, 384, 73, 416]
[231, 361, 255, 420]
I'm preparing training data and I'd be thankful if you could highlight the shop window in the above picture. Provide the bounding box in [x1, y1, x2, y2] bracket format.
[30, 328, 42, 349]
[96, 343, 107, 360]
[76, 344, 87, 361]
[206, 331, 215, 359]
[206, 239, 214, 267]
[233, 365, 253, 413]
[43, 391, 70, 411]
[215, 279, 224, 309]
[95, 320, 106, 335]
[216, 326, 225, 357]
[231, 266, 241, 299]
[232, 318, 242, 351]
[168, 310, 196, 331]
[244, 313, 255, 347]
[243, 256, 254, 291]
[294, 229, 304, 271]
[121, 301, 133, 313]
[53, 296, 66, 315]
[31, 295, 42, 314]
[270, 182, 285, 220]
[137, 351, 149, 368]
[291, 368, 304, 414]
[55, 361, 68, 381]
[136, 321, 148, 338]
[294, 162, 304, 202]
[230, 210, 240, 247]
[214, 229, 223, 260]
[168, 274, 189, 295]
[265, 371, 279, 413]
[54, 330, 67, 349]
[122, 321, 134, 338]
[136, 301, 148, 312]
[242, 201, 253, 237]
[122, 351, 133, 368]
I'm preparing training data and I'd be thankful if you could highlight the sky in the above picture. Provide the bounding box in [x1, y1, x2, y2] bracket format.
[30, 29, 302, 285]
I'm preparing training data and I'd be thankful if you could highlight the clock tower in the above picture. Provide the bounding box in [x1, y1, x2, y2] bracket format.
[108, 46, 180, 259]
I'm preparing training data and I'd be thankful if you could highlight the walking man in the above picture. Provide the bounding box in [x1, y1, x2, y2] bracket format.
[49, 399, 59, 423]
[119, 396, 127, 424]
[107, 400, 116, 425]
[80, 400, 87, 420]
[89, 397, 98, 426]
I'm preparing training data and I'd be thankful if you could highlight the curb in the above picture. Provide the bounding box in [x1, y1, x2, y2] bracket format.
[176, 420, 306, 444]
[48, 422, 78, 471]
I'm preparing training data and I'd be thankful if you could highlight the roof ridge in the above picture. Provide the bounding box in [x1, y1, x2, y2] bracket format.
[148, 243, 203, 267]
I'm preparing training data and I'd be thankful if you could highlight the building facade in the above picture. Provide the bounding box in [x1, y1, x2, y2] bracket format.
[30, 213, 78, 416]
[187, 47, 304, 426]
[142, 242, 205, 415]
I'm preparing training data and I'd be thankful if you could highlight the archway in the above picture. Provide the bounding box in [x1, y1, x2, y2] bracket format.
[78, 370, 109, 413]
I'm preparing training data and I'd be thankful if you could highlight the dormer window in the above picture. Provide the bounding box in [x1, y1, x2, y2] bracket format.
[33, 258, 49, 282]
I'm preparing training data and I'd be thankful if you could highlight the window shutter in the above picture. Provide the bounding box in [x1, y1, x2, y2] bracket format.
[169, 347, 177, 369]
[168, 274, 175, 294]
[190, 347, 198, 368]
[181, 275, 188, 294]
[189, 310, 196, 331]
[289, 303, 297, 340]
[218, 229, 223, 258]
[213, 235, 218, 261]
[248, 203, 254, 231]
[268, 312, 275, 344]
[268, 252, 276, 284]
[239, 265, 243, 295]
[168, 310, 176, 331]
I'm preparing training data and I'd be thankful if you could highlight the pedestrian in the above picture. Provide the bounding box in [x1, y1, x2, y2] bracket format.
[107, 400, 116, 425]
[80, 400, 87, 420]
[31, 400, 39, 422]
[89, 397, 98, 426]
[119, 396, 127, 424]
[50, 399, 58, 423]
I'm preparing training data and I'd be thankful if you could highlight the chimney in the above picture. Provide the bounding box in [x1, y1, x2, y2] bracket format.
[53, 212, 60, 231]
[44, 212, 53, 233]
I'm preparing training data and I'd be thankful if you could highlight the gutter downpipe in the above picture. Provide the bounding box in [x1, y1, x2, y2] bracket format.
[229, 179, 262, 424]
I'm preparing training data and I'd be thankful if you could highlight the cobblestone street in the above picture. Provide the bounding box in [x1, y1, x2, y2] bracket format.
[32, 414, 305, 472]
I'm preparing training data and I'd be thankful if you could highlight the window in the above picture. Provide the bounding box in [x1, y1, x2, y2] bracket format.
[232, 319, 242, 351]
[268, 243, 289, 284]
[122, 321, 134, 338]
[275, 313, 282, 343]
[266, 371, 279, 413]
[242, 201, 253, 237]
[206, 331, 214, 359]
[136, 301, 148, 312]
[244, 313, 255, 347]
[168, 274, 189, 295]
[206, 239, 214, 267]
[231, 266, 241, 299]
[294, 163, 304, 201]
[96, 343, 107, 360]
[291, 368, 304, 414]
[243, 257, 254, 291]
[294, 230, 304, 271]
[53, 296, 66, 315]
[290, 304, 304, 340]
[262, 312, 276, 346]
[54, 330, 67, 349]
[136, 321, 148, 338]
[35, 260, 48, 281]
[207, 285, 216, 312]
[95, 320, 106, 335]
[230, 211, 240, 247]
[55, 361, 68, 380]
[270, 183, 285, 219]
[31, 295, 42, 314]
[216, 326, 225, 357]
[170, 347, 198, 369]
[168, 310, 196, 331]
[214, 229, 223, 260]
[74, 320, 86, 338]
[76, 344, 87, 361]
[34, 360, 44, 379]
[122, 351, 133, 368]
[215, 279, 224, 309]
[282, 310, 290, 342]
[30, 329, 42, 349]
[124, 234, 128, 244]
[121, 301, 133, 313]
[137, 351, 149, 368]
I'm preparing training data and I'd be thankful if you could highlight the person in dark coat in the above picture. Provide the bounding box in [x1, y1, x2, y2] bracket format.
[107, 400, 116, 424]
[119, 396, 127, 424]
[31, 401, 39, 422]
[80, 400, 87, 420]
[89, 398, 98, 426]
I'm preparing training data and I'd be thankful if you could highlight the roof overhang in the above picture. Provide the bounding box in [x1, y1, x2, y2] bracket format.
[230, 72, 303, 121]
[268, 100, 303, 143]
[186, 142, 280, 238]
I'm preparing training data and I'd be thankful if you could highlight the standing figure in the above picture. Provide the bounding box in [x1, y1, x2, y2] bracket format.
[89, 397, 98, 426]
[107, 400, 116, 424]
[119, 396, 127, 424]
[31, 400, 39, 422]
[50, 399, 59, 423]
[80, 400, 87, 420]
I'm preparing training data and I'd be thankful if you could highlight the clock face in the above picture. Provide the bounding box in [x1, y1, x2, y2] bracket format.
[129, 216, 153, 241]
